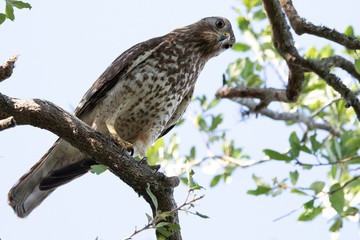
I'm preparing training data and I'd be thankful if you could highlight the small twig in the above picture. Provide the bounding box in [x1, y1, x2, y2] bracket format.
[0, 116, 16, 131]
[273, 205, 304, 222]
[0, 56, 17, 83]
[310, 96, 342, 117]
[328, 175, 360, 195]
[122, 192, 204, 240]
[279, 0, 360, 50]
[294, 155, 360, 167]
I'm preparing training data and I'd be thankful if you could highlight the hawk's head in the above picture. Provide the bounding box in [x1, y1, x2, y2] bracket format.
[171, 16, 236, 59]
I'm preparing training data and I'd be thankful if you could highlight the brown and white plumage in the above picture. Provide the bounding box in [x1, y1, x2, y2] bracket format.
[8, 16, 235, 217]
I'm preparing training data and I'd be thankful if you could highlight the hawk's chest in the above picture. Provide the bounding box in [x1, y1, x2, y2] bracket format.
[101, 47, 205, 141]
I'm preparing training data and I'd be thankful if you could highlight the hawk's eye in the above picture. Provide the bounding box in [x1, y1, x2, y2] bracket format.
[215, 19, 225, 29]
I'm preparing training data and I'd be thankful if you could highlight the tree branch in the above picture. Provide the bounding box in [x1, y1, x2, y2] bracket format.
[262, 0, 304, 102]
[233, 98, 342, 137]
[0, 92, 182, 240]
[0, 116, 16, 131]
[311, 56, 360, 82]
[216, 86, 291, 110]
[279, 0, 360, 50]
[0, 56, 17, 82]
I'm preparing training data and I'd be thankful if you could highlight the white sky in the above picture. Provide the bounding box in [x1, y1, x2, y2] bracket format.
[0, 0, 360, 239]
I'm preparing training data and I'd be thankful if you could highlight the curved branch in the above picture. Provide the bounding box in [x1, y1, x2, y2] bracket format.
[279, 0, 360, 50]
[262, 0, 304, 102]
[0, 93, 181, 240]
[311, 56, 360, 82]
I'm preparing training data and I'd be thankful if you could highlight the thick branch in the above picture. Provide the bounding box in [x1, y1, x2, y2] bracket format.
[279, 0, 360, 50]
[262, 0, 304, 102]
[0, 56, 17, 82]
[0, 93, 181, 240]
[262, 0, 360, 121]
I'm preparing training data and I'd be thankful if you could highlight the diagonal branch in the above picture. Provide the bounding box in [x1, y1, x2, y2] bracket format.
[0, 92, 182, 240]
[279, 0, 360, 50]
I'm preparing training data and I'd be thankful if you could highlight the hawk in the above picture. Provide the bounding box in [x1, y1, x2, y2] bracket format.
[8, 16, 235, 217]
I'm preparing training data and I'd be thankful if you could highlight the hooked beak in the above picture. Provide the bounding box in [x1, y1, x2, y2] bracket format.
[218, 32, 230, 42]
[218, 32, 234, 49]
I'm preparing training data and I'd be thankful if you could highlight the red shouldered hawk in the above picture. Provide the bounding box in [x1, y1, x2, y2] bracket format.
[9, 17, 235, 217]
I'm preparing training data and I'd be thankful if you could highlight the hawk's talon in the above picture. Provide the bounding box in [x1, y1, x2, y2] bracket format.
[124, 147, 134, 156]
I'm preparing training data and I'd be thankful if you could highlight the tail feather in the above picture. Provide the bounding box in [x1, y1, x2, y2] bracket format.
[8, 138, 88, 218]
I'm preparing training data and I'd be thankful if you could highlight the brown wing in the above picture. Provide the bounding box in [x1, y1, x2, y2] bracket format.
[74, 36, 165, 118]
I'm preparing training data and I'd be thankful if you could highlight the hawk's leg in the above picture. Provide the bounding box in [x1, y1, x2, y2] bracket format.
[106, 122, 134, 155]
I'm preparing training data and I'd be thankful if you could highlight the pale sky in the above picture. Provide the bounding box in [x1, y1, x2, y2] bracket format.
[1, 0, 360, 240]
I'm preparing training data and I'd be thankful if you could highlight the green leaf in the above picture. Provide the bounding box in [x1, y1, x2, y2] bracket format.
[210, 175, 222, 187]
[232, 43, 251, 52]
[290, 170, 299, 185]
[145, 213, 153, 222]
[253, 9, 267, 21]
[237, 16, 251, 32]
[169, 223, 181, 231]
[190, 146, 196, 159]
[176, 118, 185, 126]
[355, 58, 360, 74]
[146, 183, 158, 211]
[329, 183, 344, 214]
[241, 58, 254, 79]
[263, 149, 293, 161]
[290, 189, 307, 195]
[289, 132, 300, 149]
[5, 3, 15, 21]
[247, 186, 272, 196]
[344, 25, 354, 37]
[310, 181, 325, 195]
[344, 207, 359, 216]
[310, 133, 321, 153]
[210, 114, 223, 131]
[246, 74, 263, 87]
[90, 164, 108, 175]
[300, 145, 312, 154]
[329, 218, 343, 232]
[195, 211, 210, 219]
[146, 137, 164, 165]
[304, 199, 314, 209]
[208, 98, 220, 110]
[12, 1, 32, 9]
[298, 207, 323, 221]
[0, 13, 6, 24]
[197, 117, 208, 132]
[243, 0, 262, 12]
[156, 227, 172, 238]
